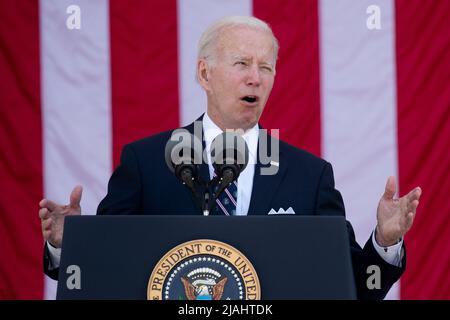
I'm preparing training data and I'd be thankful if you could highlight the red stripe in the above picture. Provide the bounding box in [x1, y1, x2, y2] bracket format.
[253, 0, 321, 156]
[396, 0, 450, 299]
[110, 1, 180, 167]
[0, 1, 43, 299]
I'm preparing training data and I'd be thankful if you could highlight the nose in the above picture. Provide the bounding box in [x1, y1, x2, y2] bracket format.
[246, 65, 261, 87]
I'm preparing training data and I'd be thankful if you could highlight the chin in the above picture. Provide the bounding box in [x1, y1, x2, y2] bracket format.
[243, 112, 260, 127]
[238, 118, 258, 131]
[224, 109, 259, 130]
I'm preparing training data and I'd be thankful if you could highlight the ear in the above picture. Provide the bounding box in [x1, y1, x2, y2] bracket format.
[197, 59, 211, 91]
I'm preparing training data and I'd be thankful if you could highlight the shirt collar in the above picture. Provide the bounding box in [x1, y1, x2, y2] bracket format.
[202, 112, 259, 164]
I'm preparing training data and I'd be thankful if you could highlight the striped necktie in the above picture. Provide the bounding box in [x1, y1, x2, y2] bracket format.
[213, 179, 237, 216]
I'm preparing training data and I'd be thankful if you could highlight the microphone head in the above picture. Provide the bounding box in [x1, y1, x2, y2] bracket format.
[164, 130, 202, 181]
[211, 132, 249, 181]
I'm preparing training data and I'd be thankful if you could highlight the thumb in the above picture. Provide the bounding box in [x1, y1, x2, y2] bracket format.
[69, 185, 83, 209]
[383, 176, 396, 200]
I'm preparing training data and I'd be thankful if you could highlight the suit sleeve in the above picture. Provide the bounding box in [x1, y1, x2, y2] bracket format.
[43, 243, 60, 280]
[97, 144, 142, 215]
[315, 162, 406, 300]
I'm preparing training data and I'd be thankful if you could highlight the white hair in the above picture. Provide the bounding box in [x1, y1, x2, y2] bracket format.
[197, 16, 279, 65]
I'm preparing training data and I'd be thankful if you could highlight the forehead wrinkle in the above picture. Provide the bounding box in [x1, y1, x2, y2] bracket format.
[215, 27, 274, 59]
[232, 54, 251, 60]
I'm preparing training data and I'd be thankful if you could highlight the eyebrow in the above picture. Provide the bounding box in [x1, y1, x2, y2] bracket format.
[232, 55, 274, 67]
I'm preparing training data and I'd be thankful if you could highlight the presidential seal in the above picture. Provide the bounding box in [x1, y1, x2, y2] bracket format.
[147, 239, 260, 300]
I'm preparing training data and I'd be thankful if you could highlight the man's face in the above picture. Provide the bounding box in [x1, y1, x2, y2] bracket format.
[199, 26, 276, 131]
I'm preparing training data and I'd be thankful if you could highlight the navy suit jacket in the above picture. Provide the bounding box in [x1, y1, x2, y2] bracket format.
[44, 117, 405, 299]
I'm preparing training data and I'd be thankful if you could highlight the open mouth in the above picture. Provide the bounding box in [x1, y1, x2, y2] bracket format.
[241, 95, 259, 104]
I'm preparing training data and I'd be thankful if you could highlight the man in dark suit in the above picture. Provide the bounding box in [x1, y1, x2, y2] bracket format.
[39, 16, 422, 300]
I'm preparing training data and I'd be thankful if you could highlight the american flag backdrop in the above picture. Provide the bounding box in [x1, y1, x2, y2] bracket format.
[1, 0, 449, 300]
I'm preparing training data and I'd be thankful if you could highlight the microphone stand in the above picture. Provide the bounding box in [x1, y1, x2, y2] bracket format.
[179, 170, 222, 217]
[202, 188, 210, 216]
[200, 175, 221, 216]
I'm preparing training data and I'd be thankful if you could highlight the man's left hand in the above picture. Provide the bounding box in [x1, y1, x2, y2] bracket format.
[376, 176, 422, 247]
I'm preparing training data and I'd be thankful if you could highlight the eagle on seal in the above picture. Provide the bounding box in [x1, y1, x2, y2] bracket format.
[181, 276, 228, 300]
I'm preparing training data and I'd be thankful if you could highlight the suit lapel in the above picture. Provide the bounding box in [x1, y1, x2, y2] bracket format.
[184, 114, 210, 183]
[182, 115, 209, 215]
[248, 132, 287, 215]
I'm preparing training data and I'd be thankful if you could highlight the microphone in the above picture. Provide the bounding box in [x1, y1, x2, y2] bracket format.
[211, 132, 249, 200]
[165, 131, 202, 195]
[165, 130, 249, 216]
[176, 163, 197, 191]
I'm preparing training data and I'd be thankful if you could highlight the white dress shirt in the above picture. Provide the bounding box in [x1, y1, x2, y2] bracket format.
[46, 112, 403, 269]
[202, 112, 258, 216]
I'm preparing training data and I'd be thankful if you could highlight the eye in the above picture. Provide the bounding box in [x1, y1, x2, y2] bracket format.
[234, 61, 247, 66]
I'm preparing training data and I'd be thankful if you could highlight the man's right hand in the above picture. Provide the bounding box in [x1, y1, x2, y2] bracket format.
[39, 186, 83, 248]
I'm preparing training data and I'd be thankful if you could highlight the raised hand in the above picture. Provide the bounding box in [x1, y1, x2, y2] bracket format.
[38, 186, 83, 248]
[376, 176, 422, 246]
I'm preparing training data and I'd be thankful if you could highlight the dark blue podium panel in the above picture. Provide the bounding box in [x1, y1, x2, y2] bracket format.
[57, 215, 356, 299]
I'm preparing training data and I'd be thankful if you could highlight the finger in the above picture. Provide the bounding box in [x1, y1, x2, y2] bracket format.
[39, 199, 58, 211]
[39, 208, 49, 219]
[69, 185, 83, 209]
[407, 199, 419, 213]
[383, 176, 397, 200]
[405, 212, 415, 229]
[42, 218, 52, 231]
[407, 187, 422, 202]
[43, 229, 52, 240]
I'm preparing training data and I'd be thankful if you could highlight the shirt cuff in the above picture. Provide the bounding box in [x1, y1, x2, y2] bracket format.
[371, 230, 404, 267]
[46, 241, 62, 270]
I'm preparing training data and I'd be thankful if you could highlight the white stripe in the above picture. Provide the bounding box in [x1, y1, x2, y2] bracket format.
[224, 187, 237, 206]
[319, 0, 399, 299]
[215, 199, 230, 216]
[177, 0, 252, 126]
[40, 0, 111, 299]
